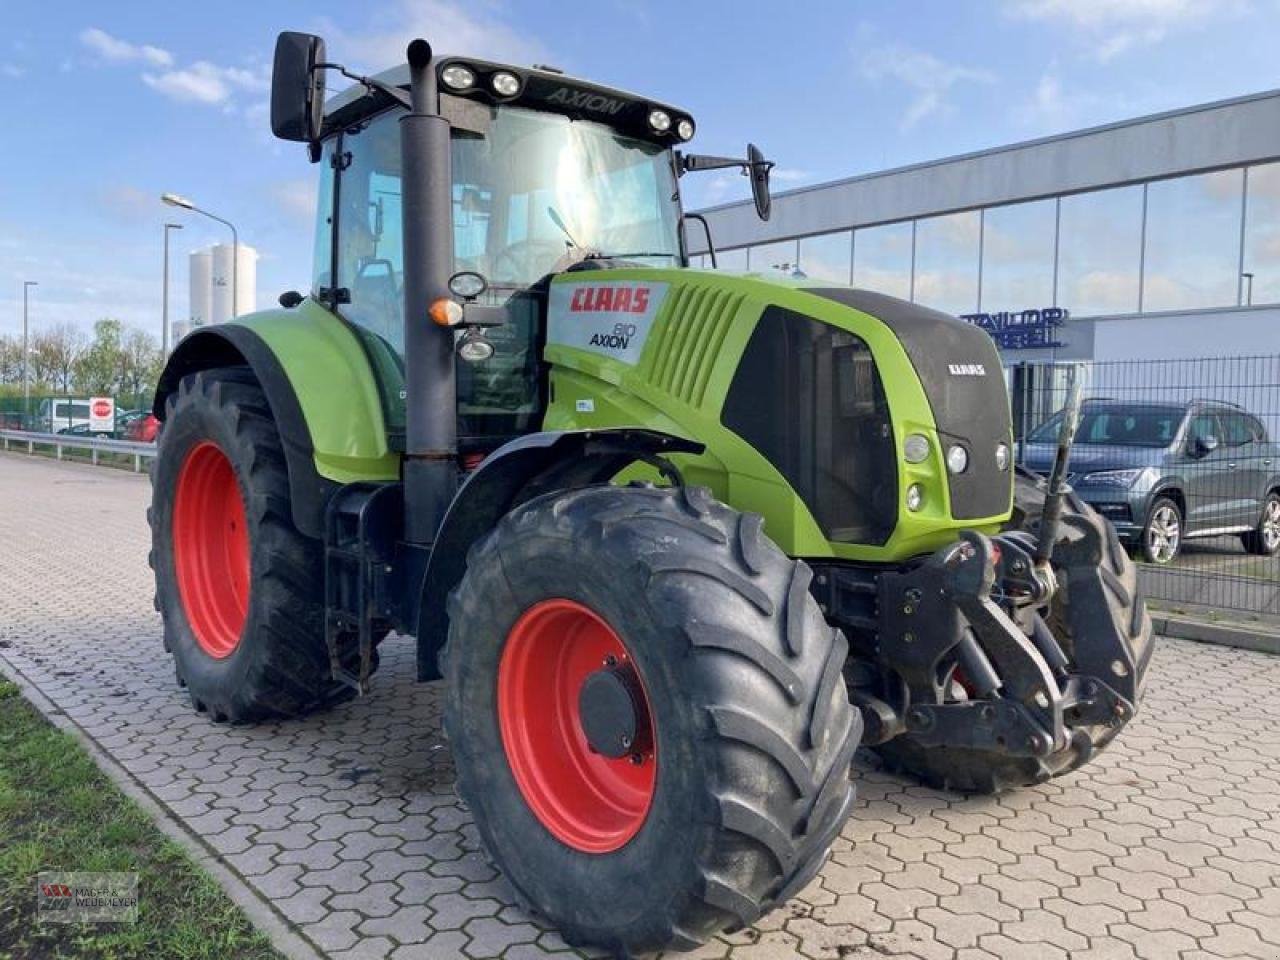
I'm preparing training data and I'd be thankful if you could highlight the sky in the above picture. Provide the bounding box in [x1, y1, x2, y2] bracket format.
[3, 0, 1280, 341]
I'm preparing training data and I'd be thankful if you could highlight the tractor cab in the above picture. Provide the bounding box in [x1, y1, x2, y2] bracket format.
[286, 48, 760, 458]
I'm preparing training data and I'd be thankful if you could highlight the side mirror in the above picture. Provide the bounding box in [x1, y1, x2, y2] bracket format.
[747, 143, 773, 222]
[1195, 434, 1220, 457]
[271, 32, 327, 143]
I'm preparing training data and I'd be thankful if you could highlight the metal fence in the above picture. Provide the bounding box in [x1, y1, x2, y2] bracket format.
[1011, 355, 1280, 618]
[0, 394, 152, 436]
[0, 429, 156, 472]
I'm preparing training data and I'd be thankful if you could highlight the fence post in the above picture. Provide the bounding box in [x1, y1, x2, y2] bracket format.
[92, 448, 99, 466]
[56, 442, 63, 461]
[133, 453, 141, 473]
[27, 439, 33, 455]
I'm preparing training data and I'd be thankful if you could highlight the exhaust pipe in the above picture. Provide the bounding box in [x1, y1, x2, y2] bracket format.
[400, 39, 457, 544]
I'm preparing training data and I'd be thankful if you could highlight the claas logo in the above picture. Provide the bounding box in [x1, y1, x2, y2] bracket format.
[569, 286, 651, 315]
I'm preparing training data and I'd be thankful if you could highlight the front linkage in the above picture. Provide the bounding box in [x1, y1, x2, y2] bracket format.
[817, 473, 1155, 793]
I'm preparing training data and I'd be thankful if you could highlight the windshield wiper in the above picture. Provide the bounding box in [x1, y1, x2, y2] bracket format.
[545, 206, 582, 251]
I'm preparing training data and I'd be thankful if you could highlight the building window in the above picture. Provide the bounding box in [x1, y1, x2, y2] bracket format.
[1243, 162, 1280, 306]
[798, 231, 853, 284]
[1143, 169, 1244, 312]
[748, 239, 801, 277]
[853, 221, 912, 301]
[1057, 184, 1144, 316]
[981, 198, 1056, 311]
[913, 210, 980, 316]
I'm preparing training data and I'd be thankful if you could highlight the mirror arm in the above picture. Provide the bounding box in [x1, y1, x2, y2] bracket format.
[315, 61, 413, 111]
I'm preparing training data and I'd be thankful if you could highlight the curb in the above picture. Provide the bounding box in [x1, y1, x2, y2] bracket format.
[0, 651, 328, 960]
[1149, 611, 1280, 656]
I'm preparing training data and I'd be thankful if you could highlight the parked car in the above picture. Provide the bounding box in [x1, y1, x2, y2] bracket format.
[1021, 398, 1280, 564]
[123, 412, 159, 443]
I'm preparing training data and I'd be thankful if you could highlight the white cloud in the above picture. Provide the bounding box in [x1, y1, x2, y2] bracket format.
[321, 0, 550, 75]
[270, 178, 318, 223]
[1007, 0, 1250, 60]
[771, 168, 812, 184]
[142, 61, 268, 106]
[860, 44, 994, 131]
[1, 63, 24, 78]
[79, 27, 172, 68]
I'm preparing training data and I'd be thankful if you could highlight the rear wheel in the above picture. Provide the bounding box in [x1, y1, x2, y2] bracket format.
[1242, 492, 1280, 556]
[444, 485, 860, 955]
[149, 367, 375, 723]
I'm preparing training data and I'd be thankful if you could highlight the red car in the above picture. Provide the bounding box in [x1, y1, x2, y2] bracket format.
[124, 413, 159, 443]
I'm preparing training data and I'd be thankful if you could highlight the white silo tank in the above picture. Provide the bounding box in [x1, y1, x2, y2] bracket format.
[189, 248, 212, 328]
[210, 243, 260, 322]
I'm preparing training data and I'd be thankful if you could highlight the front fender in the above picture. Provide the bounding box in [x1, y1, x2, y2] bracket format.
[414, 428, 702, 680]
[153, 298, 399, 537]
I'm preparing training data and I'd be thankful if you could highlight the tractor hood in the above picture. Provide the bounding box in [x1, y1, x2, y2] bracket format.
[541, 267, 1014, 560]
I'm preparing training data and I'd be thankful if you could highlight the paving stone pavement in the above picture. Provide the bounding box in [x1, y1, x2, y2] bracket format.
[3, 451, 1280, 960]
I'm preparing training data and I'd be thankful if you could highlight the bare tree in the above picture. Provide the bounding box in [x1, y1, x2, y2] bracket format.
[0, 335, 20, 385]
[118, 327, 163, 405]
[30, 323, 87, 393]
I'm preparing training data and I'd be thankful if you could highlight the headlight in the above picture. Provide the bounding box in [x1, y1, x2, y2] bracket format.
[676, 118, 695, 141]
[946, 444, 968, 474]
[1079, 468, 1147, 488]
[491, 71, 521, 96]
[441, 64, 475, 90]
[903, 433, 930, 464]
[995, 442, 1010, 471]
[648, 109, 672, 132]
[906, 484, 924, 512]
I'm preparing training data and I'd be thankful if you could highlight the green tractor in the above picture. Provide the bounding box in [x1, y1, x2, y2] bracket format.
[148, 31, 1154, 955]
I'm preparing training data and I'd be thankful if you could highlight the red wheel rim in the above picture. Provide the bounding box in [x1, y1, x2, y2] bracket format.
[498, 599, 657, 853]
[172, 441, 250, 659]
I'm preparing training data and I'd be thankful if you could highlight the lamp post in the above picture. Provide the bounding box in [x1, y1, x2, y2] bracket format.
[1243, 272, 1255, 307]
[162, 222, 184, 354]
[22, 280, 37, 408]
[161, 193, 239, 321]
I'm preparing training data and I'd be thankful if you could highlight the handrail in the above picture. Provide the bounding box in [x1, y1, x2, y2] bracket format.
[0, 428, 156, 472]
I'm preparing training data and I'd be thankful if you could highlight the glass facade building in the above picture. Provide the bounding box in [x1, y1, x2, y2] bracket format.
[694, 159, 1280, 319]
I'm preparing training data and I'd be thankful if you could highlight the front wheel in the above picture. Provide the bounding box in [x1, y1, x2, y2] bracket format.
[1141, 495, 1183, 565]
[443, 485, 860, 955]
[1242, 492, 1280, 556]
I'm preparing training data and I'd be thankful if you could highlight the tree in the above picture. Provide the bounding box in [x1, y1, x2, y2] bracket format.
[30, 323, 87, 393]
[118, 327, 163, 406]
[0, 335, 20, 385]
[72, 318, 125, 396]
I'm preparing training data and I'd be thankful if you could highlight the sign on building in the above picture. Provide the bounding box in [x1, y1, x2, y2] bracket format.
[958, 307, 1069, 350]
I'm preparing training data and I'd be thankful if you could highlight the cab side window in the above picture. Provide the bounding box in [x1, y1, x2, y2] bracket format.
[337, 114, 406, 356]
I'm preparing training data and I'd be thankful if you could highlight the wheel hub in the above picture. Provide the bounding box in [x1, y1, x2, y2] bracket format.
[578, 663, 651, 759]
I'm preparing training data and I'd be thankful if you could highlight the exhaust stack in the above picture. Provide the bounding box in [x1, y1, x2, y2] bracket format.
[400, 39, 458, 544]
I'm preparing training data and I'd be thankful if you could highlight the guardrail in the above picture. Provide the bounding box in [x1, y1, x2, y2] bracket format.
[0, 429, 156, 472]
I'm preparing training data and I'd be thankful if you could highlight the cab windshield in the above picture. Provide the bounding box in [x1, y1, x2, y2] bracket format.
[451, 104, 683, 285]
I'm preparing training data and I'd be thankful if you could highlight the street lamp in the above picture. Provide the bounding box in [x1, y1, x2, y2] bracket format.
[161, 193, 239, 321]
[22, 280, 37, 408]
[162, 222, 184, 355]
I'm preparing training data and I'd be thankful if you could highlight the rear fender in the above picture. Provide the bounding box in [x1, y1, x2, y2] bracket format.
[414, 428, 702, 680]
[153, 299, 399, 538]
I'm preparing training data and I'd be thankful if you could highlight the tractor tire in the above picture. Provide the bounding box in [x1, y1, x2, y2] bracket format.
[149, 367, 376, 723]
[873, 470, 1152, 794]
[443, 484, 860, 955]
